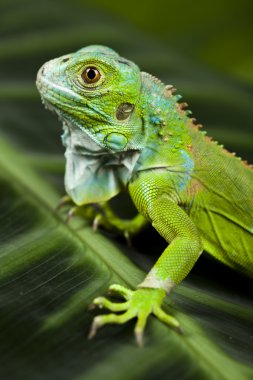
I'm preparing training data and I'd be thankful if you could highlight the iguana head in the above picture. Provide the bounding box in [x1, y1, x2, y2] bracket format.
[36, 45, 190, 205]
[36, 45, 144, 152]
[36, 45, 149, 204]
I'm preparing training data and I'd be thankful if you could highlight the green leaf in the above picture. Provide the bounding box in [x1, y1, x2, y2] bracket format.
[1, 131, 253, 380]
[0, 1, 253, 379]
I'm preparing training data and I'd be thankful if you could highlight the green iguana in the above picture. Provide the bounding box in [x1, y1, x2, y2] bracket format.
[36, 45, 253, 346]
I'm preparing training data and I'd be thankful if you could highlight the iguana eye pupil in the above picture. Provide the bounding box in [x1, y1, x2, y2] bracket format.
[81, 67, 101, 84]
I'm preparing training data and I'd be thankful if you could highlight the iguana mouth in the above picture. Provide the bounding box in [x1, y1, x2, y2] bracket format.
[41, 98, 59, 114]
[36, 61, 84, 111]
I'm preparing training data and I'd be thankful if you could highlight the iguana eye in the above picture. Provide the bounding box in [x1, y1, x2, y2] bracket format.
[81, 67, 101, 84]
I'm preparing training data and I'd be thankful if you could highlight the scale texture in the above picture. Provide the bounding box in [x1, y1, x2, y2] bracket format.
[36, 45, 253, 345]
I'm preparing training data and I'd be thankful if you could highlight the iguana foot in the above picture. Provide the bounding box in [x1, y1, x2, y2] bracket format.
[56, 195, 73, 211]
[55, 195, 81, 223]
[89, 203, 148, 243]
[56, 196, 148, 242]
[56, 194, 100, 224]
[88, 284, 180, 346]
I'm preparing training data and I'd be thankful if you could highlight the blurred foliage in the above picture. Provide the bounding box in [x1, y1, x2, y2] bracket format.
[0, 0, 253, 379]
[92, 0, 253, 84]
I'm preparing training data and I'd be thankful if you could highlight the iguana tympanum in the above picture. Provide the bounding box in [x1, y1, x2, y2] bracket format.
[36, 45, 253, 346]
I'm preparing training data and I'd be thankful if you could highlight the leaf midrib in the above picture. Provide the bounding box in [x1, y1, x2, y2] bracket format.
[0, 137, 251, 380]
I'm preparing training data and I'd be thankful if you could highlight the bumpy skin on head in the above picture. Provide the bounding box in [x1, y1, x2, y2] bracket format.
[37, 45, 253, 345]
[37, 45, 145, 205]
[37, 45, 144, 151]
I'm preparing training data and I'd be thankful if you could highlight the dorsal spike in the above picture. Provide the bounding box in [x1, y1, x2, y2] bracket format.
[163, 84, 177, 97]
[141, 71, 163, 85]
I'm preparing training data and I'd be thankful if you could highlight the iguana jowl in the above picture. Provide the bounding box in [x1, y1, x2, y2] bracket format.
[36, 45, 253, 346]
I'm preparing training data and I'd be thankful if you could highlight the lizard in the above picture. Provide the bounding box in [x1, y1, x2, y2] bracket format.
[36, 45, 253, 346]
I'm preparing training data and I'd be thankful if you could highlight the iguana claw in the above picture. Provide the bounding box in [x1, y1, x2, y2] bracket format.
[88, 284, 180, 346]
[55, 195, 73, 211]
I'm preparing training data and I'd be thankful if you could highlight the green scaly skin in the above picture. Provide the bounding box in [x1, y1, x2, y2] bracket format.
[36, 45, 253, 346]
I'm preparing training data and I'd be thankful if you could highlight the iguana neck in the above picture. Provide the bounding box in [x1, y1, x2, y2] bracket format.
[135, 72, 193, 171]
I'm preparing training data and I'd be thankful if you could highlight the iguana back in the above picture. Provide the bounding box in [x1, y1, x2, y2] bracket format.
[187, 125, 253, 275]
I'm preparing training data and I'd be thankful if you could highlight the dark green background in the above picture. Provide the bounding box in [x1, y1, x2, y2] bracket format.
[0, 1, 253, 379]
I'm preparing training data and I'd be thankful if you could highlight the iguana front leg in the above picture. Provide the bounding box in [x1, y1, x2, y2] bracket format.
[57, 195, 148, 239]
[92, 202, 148, 242]
[56, 195, 100, 224]
[89, 175, 203, 345]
